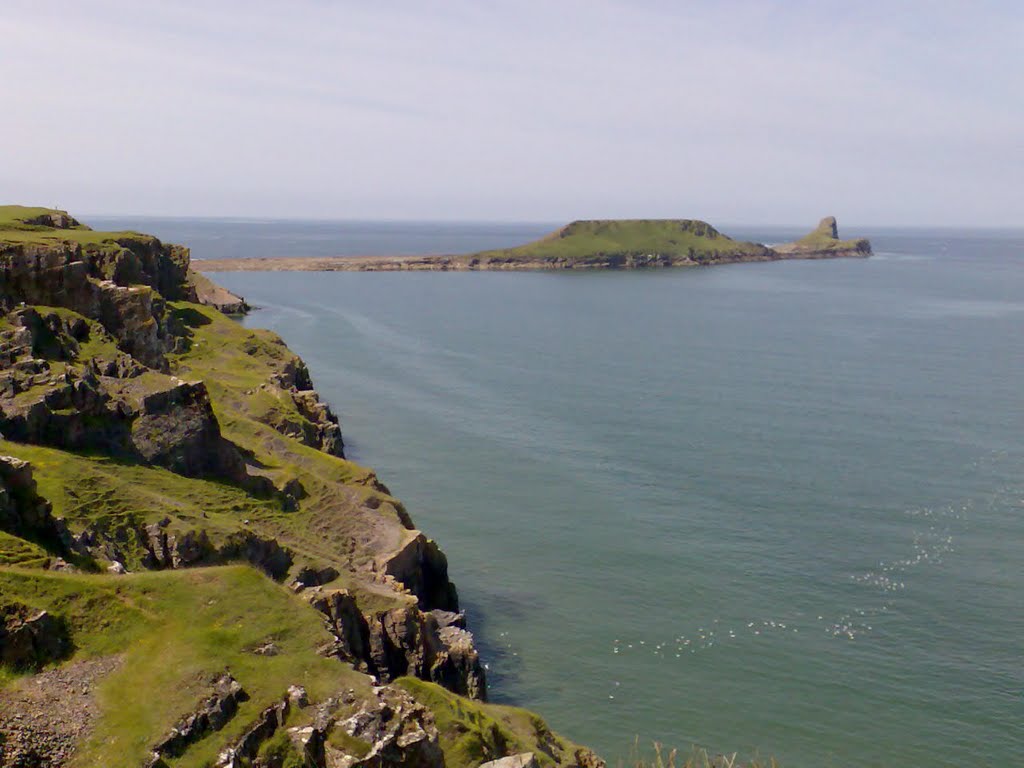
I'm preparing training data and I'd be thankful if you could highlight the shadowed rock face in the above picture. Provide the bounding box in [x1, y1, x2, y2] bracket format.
[818, 216, 839, 239]
[381, 533, 460, 612]
[0, 601, 71, 670]
[130, 379, 247, 480]
[308, 588, 487, 700]
[0, 313, 247, 482]
[0, 455, 55, 543]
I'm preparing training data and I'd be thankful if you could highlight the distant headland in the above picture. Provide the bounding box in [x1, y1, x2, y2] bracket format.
[194, 216, 872, 272]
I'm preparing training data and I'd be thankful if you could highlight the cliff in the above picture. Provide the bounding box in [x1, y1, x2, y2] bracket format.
[194, 216, 871, 272]
[0, 208, 599, 768]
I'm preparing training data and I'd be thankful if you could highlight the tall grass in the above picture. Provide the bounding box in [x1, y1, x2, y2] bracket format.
[624, 738, 777, 768]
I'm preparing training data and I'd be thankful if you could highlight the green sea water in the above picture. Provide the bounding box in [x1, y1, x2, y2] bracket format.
[210, 228, 1023, 767]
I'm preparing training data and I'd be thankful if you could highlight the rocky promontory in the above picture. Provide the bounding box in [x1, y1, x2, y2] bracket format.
[771, 216, 872, 259]
[194, 216, 872, 272]
[0, 206, 600, 768]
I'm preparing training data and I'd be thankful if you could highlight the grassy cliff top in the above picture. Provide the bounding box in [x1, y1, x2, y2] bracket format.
[0, 204, 156, 250]
[473, 219, 768, 262]
[0, 565, 366, 767]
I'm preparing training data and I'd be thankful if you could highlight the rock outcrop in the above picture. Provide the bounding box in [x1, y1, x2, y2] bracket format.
[0, 308, 249, 483]
[270, 685, 444, 768]
[379, 533, 460, 612]
[130, 378, 247, 480]
[147, 674, 249, 766]
[773, 216, 872, 258]
[69, 518, 294, 580]
[189, 269, 251, 315]
[263, 355, 345, 458]
[215, 698, 293, 768]
[309, 588, 487, 700]
[480, 754, 540, 768]
[0, 237, 195, 370]
[0, 601, 70, 670]
[0, 456, 58, 546]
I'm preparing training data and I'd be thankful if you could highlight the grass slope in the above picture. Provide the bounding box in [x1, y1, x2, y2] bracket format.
[167, 303, 418, 590]
[0, 565, 366, 768]
[397, 678, 585, 768]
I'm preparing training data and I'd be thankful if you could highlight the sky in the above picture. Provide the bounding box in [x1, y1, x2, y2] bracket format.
[1, 1, 1021, 226]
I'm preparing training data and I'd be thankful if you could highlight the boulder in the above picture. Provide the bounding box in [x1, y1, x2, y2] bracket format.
[0, 602, 70, 670]
[479, 754, 539, 768]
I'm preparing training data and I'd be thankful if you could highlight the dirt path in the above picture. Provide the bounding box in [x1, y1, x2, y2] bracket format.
[0, 656, 120, 768]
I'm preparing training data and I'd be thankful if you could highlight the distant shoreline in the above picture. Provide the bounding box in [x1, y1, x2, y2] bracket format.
[193, 248, 870, 273]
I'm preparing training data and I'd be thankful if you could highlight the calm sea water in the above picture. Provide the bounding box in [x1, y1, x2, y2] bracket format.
[87, 217, 557, 260]
[97, 218, 1024, 766]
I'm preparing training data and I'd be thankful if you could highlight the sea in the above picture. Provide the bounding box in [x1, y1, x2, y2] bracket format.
[91, 217, 1024, 767]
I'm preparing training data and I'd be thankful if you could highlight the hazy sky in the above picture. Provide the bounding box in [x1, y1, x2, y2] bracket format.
[2, 1, 1021, 225]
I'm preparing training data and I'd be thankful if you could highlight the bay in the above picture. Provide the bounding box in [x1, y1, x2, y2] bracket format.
[96, 217, 1024, 766]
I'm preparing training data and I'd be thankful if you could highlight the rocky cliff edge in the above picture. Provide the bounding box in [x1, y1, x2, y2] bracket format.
[0, 207, 600, 768]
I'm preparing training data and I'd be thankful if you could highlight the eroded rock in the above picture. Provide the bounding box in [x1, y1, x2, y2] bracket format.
[480, 753, 539, 768]
[148, 674, 249, 765]
[309, 588, 487, 700]
[379, 533, 460, 612]
[0, 603, 70, 670]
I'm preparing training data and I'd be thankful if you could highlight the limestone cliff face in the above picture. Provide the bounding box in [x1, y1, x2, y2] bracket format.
[0, 238, 195, 370]
[0, 308, 247, 483]
[267, 355, 346, 458]
[0, 229, 484, 699]
[309, 588, 487, 700]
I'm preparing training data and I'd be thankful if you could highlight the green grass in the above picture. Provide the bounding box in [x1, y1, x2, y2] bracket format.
[0, 205, 89, 231]
[166, 302, 415, 577]
[0, 565, 367, 768]
[397, 677, 583, 768]
[11, 305, 122, 364]
[0, 204, 165, 267]
[470, 220, 768, 264]
[0, 440, 279, 547]
[0, 530, 50, 568]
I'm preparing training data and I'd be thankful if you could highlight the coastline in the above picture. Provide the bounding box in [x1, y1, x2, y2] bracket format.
[0, 206, 602, 768]
[194, 246, 871, 273]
